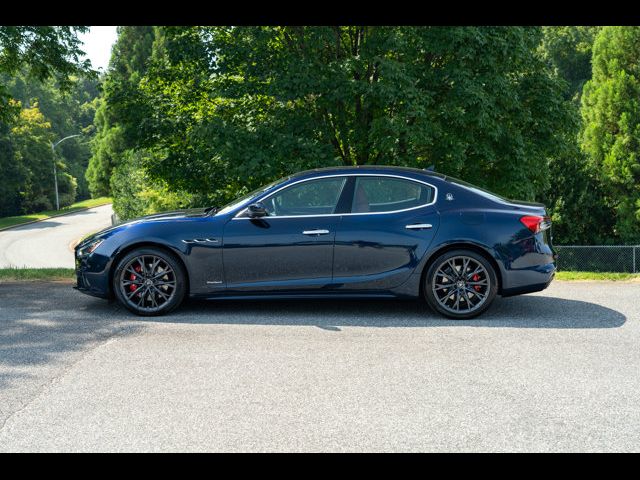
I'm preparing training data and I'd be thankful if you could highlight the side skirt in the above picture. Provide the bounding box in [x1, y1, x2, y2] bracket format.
[190, 292, 412, 301]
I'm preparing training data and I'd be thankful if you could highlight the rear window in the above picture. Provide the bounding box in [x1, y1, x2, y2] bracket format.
[352, 176, 435, 213]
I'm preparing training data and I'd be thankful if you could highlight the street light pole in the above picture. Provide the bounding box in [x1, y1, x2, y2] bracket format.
[51, 134, 82, 211]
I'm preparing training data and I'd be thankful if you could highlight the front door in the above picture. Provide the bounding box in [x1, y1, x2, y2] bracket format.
[222, 176, 348, 292]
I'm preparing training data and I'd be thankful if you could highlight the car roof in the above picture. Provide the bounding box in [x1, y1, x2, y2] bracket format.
[288, 165, 447, 181]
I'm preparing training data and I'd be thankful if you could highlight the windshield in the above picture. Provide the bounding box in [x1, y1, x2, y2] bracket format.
[215, 176, 289, 216]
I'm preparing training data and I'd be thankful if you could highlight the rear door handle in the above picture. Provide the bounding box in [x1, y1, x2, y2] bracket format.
[405, 224, 432, 230]
[302, 229, 330, 235]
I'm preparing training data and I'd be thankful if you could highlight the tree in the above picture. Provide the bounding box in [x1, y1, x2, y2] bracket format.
[86, 26, 156, 197]
[3, 71, 100, 200]
[581, 26, 640, 243]
[10, 102, 76, 212]
[0, 26, 92, 122]
[0, 109, 22, 216]
[0, 26, 93, 217]
[125, 26, 574, 212]
[541, 26, 600, 101]
[539, 26, 617, 244]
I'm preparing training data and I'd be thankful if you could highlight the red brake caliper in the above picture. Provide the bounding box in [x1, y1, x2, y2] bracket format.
[129, 264, 142, 294]
[472, 274, 481, 291]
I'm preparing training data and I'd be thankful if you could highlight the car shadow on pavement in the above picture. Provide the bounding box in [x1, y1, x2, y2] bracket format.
[154, 294, 627, 330]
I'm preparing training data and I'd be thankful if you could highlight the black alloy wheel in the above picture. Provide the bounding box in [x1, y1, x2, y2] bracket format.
[113, 247, 186, 316]
[424, 249, 498, 319]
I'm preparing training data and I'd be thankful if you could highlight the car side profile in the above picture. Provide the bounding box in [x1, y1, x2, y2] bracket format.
[74, 166, 556, 319]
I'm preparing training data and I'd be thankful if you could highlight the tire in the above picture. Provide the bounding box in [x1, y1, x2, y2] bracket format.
[112, 247, 187, 316]
[424, 249, 498, 319]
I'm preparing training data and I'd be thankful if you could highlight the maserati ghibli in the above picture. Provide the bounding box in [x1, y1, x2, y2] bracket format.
[74, 166, 556, 319]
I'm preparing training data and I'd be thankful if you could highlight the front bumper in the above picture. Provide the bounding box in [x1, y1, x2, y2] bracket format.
[74, 253, 111, 299]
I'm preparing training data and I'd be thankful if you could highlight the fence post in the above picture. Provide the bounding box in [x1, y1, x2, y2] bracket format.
[634, 246, 637, 274]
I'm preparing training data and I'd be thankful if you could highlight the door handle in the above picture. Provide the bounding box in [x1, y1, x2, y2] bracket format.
[405, 223, 432, 230]
[302, 229, 330, 235]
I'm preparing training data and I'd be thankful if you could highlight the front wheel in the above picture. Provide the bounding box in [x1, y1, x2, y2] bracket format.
[424, 250, 498, 319]
[113, 247, 187, 316]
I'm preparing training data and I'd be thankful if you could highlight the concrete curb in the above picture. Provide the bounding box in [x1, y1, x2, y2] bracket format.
[0, 203, 112, 233]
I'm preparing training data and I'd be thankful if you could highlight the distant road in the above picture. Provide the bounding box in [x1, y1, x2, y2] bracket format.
[0, 204, 113, 269]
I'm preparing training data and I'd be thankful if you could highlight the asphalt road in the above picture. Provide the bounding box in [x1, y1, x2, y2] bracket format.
[0, 280, 638, 452]
[0, 205, 113, 269]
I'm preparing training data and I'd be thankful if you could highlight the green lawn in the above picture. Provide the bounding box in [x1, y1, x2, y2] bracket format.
[555, 271, 639, 281]
[0, 197, 111, 230]
[0, 268, 75, 281]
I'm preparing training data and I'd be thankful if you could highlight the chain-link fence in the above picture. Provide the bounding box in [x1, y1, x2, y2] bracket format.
[555, 245, 639, 273]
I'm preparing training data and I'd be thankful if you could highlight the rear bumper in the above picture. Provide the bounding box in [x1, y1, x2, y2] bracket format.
[501, 262, 556, 297]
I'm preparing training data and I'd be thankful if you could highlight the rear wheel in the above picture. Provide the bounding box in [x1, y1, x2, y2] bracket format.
[113, 247, 186, 316]
[424, 249, 498, 319]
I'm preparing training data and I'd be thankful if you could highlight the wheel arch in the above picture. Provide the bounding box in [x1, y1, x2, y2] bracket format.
[108, 241, 190, 298]
[418, 242, 504, 298]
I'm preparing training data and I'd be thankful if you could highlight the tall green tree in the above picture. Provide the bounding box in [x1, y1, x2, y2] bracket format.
[86, 26, 156, 197]
[125, 26, 574, 213]
[581, 26, 640, 242]
[539, 26, 616, 244]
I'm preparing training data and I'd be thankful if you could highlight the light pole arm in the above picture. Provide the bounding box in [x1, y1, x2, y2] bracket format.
[53, 134, 82, 149]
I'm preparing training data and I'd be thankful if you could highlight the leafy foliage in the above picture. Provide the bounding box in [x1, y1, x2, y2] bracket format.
[86, 26, 156, 198]
[541, 26, 600, 101]
[0, 26, 97, 217]
[581, 27, 640, 242]
[539, 26, 616, 244]
[106, 26, 575, 217]
[9, 103, 76, 212]
[0, 26, 92, 122]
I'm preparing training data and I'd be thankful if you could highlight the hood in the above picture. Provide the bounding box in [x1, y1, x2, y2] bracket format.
[77, 208, 211, 248]
[124, 208, 211, 223]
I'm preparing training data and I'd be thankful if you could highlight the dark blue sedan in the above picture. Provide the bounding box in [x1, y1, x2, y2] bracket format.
[74, 166, 556, 319]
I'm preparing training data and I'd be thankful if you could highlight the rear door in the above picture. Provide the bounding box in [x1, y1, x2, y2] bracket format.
[332, 175, 440, 291]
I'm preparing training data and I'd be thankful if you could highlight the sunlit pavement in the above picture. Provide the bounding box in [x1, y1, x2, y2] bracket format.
[0, 280, 638, 452]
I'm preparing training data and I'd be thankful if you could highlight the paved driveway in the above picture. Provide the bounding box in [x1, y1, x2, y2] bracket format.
[0, 281, 638, 452]
[0, 205, 113, 269]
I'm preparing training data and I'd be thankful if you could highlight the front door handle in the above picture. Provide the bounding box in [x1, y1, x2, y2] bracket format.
[302, 229, 330, 235]
[405, 223, 432, 230]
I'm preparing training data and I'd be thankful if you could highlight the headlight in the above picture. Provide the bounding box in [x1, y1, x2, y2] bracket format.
[77, 238, 104, 257]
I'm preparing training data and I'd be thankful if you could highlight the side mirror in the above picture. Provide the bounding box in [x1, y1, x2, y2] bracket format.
[247, 202, 268, 218]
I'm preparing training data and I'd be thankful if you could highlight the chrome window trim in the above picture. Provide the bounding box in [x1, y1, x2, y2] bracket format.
[232, 173, 438, 220]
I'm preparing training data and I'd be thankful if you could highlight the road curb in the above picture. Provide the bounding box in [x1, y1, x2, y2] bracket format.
[0, 203, 112, 233]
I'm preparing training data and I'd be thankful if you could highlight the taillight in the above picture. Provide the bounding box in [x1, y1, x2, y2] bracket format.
[520, 215, 551, 234]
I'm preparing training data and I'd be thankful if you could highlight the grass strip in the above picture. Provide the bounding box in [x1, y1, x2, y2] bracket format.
[0, 268, 75, 282]
[0, 197, 111, 230]
[555, 271, 639, 281]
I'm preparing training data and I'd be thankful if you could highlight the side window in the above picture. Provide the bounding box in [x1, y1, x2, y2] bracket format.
[352, 177, 435, 213]
[263, 177, 347, 217]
